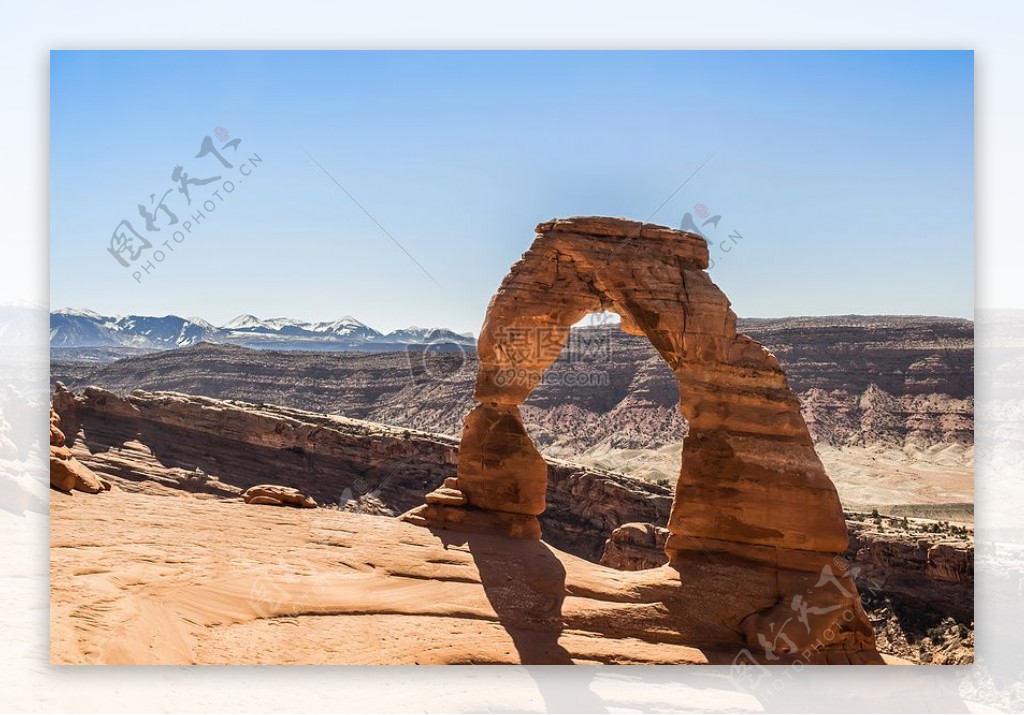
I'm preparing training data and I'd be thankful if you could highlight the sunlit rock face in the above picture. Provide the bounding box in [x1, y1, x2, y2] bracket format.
[403, 217, 878, 661]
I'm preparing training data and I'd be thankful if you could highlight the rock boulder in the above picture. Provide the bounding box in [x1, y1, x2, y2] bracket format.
[242, 484, 318, 509]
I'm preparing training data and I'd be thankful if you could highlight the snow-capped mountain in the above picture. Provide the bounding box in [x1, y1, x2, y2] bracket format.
[381, 326, 474, 344]
[220, 314, 382, 342]
[50, 309, 220, 348]
[311, 316, 380, 340]
[50, 310, 474, 352]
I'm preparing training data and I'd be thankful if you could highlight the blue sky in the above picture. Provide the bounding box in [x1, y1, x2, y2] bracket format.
[50, 51, 973, 334]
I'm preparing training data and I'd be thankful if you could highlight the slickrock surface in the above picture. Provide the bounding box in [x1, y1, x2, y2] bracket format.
[50, 489, 892, 665]
[404, 217, 874, 660]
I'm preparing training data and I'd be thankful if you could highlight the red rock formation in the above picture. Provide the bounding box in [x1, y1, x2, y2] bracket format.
[600, 522, 669, 570]
[242, 484, 318, 508]
[49, 406, 106, 494]
[50, 384, 671, 558]
[403, 216, 876, 660]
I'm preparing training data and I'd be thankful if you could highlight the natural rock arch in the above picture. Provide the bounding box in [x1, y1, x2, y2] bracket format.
[403, 216, 874, 657]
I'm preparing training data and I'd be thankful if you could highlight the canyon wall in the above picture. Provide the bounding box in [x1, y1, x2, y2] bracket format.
[52, 315, 974, 462]
[52, 385, 671, 561]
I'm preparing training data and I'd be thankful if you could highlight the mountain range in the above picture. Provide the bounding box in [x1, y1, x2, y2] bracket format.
[50, 308, 475, 352]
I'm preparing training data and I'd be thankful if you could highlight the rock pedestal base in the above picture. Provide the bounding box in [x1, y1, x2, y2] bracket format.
[400, 503, 542, 540]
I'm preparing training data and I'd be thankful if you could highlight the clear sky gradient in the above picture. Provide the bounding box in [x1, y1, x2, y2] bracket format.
[50, 51, 973, 334]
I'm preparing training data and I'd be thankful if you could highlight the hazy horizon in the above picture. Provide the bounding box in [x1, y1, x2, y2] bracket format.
[51, 51, 974, 333]
[47, 304, 975, 336]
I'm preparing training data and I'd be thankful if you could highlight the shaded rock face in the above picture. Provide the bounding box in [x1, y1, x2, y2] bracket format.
[403, 216, 874, 659]
[49, 384, 669, 561]
[846, 523, 974, 624]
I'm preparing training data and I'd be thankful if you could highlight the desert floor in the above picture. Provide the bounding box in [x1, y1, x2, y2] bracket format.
[51, 489, 899, 666]
[578, 443, 973, 520]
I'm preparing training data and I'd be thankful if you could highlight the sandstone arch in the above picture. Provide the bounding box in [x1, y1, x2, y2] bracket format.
[403, 217, 874, 657]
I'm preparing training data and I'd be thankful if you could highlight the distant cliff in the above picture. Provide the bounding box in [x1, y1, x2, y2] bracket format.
[53, 315, 974, 458]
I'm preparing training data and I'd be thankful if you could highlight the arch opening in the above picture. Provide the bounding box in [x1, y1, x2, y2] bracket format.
[521, 308, 685, 494]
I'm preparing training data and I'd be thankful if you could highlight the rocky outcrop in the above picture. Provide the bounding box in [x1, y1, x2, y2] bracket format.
[242, 484, 317, 508]
[403, 216, 875, 661]
[846, 522, 974, 624]
[599, 522, 669, 570]
[53, 382, 970, 663]
[49, 406, 106, 494]
[49, 384, 669, 560]
[597, 517, 974, 662]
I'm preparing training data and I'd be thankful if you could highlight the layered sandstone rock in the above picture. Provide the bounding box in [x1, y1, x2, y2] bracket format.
[599, 522, 669, 571]
[54, 315, 975, 457]
[403, 216, 875, 660]
[242, 484, 318, 508]
[49, 406, 106, 494]
[49, 384, 666, 558]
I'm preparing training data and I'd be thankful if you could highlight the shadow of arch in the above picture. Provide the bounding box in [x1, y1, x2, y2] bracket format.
[433, 529, 573, 665]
